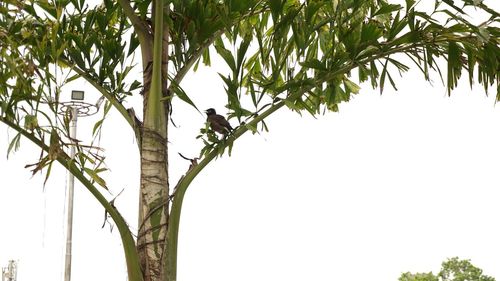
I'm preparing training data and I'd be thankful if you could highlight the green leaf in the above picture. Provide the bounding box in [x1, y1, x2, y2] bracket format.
[443, 0, 466, 14]
[269, 0, 283, 21]
[361, 22, 383, 44]
[343, 79, 360, 95]
[127, 32, 140, 57]
[7, 133, 21, 158]
[373, 4, 402, 17]
[214, 38, 236, 71]
[299, 59, 327, 71]
[380, 59, 398, 94]
[202, 47, 211, 67]
[84, 167, 108, 189]
[43, 161, 53, 186]
[68, 48, 86, 68]
[167, 77, 200, 113]
[92, 119, 104, 136]
[405, 0, 417, 11]
[447, 41, 462, 94]
[236, 36, 251, 75]
[387, 12, 407, 41]
[24, 114, 39, 131]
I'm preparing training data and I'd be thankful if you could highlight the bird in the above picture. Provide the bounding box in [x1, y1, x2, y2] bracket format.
[205, 108, 233, 134]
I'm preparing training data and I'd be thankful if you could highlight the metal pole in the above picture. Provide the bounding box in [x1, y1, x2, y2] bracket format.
[64, 107, 78, 281]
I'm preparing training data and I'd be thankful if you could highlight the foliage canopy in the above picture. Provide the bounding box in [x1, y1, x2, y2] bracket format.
[0, 0, 498, 281]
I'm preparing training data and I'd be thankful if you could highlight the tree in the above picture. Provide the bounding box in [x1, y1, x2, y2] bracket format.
[0, 1, 498, 281]
[399, 257, 495, 281]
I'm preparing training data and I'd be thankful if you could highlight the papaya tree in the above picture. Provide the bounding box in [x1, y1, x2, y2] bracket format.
[0, 0, 498, 281]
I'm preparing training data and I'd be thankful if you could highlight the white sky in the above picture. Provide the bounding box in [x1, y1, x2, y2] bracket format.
[1, 1, 500, 281]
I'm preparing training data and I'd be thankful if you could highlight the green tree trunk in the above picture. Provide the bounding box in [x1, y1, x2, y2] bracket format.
[137, 1, 170, 280]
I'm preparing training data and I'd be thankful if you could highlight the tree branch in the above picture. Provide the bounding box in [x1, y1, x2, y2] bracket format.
[168, 5, 270, 90]
[117, 0, 152, 44]
[168, 29, 224, 90]
[0, 116, 143, 281]
[60, 57, 142, 147]
[163, 34, 459, 278]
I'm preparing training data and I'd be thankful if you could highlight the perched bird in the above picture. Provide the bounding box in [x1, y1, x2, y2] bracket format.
[205, 108, 232, 134]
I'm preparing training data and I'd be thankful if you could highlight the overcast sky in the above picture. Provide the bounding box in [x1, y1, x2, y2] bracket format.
[1, 1, 499, 281]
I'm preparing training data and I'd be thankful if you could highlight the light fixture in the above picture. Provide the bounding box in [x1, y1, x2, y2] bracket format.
[71, 90, 85, 101]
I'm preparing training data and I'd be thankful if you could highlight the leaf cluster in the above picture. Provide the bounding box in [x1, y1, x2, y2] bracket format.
[1, 0, 498, 184]
[399, 257, 495, 281]
[182, 0, 498, 156]
[0, 0, 128, 189]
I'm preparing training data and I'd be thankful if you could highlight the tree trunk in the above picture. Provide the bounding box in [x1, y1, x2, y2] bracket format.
[137, 53, 170, 281]
[136, 1, 171, 280]
[138, 126, 169, 281]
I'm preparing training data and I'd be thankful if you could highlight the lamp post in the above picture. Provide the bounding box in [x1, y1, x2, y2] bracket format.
[59, 91, 98, 281]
